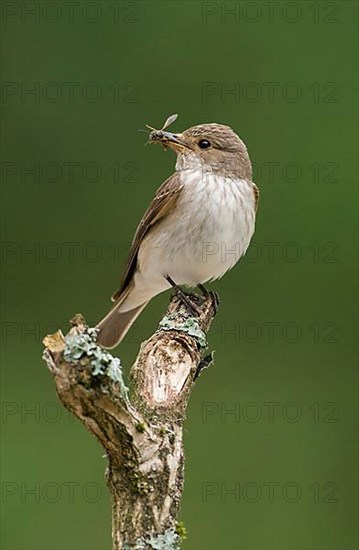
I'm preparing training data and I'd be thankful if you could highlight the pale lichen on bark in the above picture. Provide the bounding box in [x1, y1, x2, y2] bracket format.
[42, 292, 218, 549]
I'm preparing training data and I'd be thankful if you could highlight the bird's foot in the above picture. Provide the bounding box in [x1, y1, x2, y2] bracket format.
[197, 284, 220, 313]
[166, 275, 201, 317]
[166, 276, 220, 316]
[174, 288, 202, 317]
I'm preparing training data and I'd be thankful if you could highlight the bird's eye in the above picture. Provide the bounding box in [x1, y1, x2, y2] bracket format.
[198, 139, 211, 149]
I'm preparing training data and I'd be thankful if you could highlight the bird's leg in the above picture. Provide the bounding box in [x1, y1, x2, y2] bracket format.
[165, 275, 201, 317]
[197, 283, 208, 295]
[197, 283, 220, 311]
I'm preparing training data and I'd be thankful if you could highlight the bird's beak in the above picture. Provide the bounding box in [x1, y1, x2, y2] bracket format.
[155, 132, 192, 152]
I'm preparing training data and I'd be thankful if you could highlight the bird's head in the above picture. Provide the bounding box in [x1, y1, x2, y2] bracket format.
[149, 122, 252, 180]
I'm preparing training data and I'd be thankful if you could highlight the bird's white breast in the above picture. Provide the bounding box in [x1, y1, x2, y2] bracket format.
[137, 168, 257, 290]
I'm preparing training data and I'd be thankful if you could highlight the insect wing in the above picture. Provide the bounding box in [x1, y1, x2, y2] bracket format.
[162, 113, 178, 131]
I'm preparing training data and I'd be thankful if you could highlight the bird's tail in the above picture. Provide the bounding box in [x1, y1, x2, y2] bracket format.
[96, 289, 148, 349]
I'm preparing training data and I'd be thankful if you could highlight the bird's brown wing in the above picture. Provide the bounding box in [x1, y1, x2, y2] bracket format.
[252, 182, 260, 211]
[111, 172, 183, 302]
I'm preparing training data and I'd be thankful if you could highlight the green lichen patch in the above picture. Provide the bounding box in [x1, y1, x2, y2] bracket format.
[175, 521, 187, 541]
[64, 327, 128, 400]
[158, 314, 207, 349]
[123, 528, 180, 549]
[147, 529, 180, 549]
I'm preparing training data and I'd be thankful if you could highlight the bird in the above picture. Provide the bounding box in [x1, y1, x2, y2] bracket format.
[96, 116, 259, 348]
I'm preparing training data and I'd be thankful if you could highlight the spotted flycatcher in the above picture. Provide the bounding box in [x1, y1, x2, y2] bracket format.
[97, 116, 259, 348]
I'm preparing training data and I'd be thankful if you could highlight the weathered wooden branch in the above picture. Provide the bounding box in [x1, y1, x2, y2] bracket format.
[42, 291, 218, 550]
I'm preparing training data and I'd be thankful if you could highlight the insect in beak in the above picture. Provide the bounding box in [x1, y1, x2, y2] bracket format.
[141, 114, 179, 148]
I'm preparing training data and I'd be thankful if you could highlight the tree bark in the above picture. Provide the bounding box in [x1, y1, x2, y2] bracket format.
[42, 291, 218, 550]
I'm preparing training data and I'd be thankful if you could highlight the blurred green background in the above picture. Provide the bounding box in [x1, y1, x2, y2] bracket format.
[1, 1, 358, 549]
